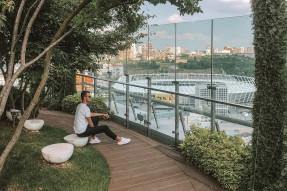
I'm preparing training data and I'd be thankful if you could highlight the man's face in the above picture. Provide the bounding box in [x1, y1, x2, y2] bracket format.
[85, 93, 92, 102]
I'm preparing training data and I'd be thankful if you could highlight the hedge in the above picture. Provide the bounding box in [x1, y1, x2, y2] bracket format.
[180, 126, 251, 191]
[61, 94, 108, 114]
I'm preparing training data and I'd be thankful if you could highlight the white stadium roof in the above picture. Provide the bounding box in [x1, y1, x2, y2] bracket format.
[113, 73, 256, 95]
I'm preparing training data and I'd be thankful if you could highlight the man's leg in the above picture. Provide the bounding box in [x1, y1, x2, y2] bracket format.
[91, 116, 100, 126]
[90, 125, 117, 140]
[89, 116, 101, 140]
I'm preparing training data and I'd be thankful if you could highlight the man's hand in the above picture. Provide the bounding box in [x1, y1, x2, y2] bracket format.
[102, 114, 109, 119]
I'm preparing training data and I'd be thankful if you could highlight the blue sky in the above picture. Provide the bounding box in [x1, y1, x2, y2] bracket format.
[142, 0, 251, 24]
[139, 0, 253, 51]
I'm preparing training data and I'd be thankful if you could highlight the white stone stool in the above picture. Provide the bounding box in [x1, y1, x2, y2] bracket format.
[64, 134, 88, 147]
[42, 143, 74, 164]
[6, 110, 22, 121]
[24, 119, 44, 131]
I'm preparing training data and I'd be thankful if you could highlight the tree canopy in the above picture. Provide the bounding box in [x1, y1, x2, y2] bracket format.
[0, 0, 203, 176]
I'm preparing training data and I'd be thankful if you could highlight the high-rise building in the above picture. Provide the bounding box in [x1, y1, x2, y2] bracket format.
[206, 45, 211, 55]
[117, 48, 136, 60]
[247, 47, 253, 53]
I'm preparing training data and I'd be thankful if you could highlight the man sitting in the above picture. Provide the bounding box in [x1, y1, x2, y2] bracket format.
[74, 91, 131, 145]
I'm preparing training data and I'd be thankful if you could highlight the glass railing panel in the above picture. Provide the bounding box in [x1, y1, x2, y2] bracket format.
[176, 20, 212, 73]
[175, 20, 213, 104]
[120, 26, 148, 75]
[110, 75, 147, 129]
[128, 90, 148, 135]
[95, 78, 109, 100]
[178, 96, 212, 140]
[149, 99, 176, 143]
[178, 97, 253, 143]
[110, 81, 126, 119]
[127, 76, 148, 130]
[213, 15, 255, 108]
[216, 104, 253, 144]
[146, 23, 175, 77]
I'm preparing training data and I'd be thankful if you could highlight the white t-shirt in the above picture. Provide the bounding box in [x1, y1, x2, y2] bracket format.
[73, 103, 91, 134]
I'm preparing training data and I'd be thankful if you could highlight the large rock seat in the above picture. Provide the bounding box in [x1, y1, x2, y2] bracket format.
[24, 119, 44, 131]
[64, 134, 88, 147]
[42, 143, 74, 164]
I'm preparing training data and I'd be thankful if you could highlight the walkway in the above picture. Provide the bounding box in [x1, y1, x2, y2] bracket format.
[39, 110, 223, 191]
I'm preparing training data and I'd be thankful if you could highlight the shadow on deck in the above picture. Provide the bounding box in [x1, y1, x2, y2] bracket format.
[39, 109, 223, 191]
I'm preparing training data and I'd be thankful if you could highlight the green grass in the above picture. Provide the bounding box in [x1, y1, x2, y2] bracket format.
[0, 125, 110, 191]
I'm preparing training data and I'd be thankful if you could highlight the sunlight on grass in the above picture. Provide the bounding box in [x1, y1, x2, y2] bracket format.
[0, 125, 110, 191]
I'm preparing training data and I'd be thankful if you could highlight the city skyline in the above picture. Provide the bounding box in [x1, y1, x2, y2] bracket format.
[117, 41, 253, 61]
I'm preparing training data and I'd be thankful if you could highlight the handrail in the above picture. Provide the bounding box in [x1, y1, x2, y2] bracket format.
[78, 80, 253, 127]
[76, 73, 253, 110]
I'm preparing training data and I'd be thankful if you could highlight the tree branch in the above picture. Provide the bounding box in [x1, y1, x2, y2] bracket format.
[25, 27, 75, 67]
[16, 0, 40, 44]
[7, 0, 26, 78]
[21, 0, 45, 66]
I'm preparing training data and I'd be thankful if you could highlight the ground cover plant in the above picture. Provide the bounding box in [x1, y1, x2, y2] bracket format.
[0, 124, 110, 191]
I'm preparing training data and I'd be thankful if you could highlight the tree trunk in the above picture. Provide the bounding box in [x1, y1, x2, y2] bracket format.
[8, 91, 15, 110]
[0, 80, 16, 118]
[20, 90, 25, 114]
[0, 64, 48, 174]
[0, 0, 93, 176]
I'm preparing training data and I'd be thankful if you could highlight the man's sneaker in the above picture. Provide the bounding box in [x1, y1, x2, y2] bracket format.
[90, 137, 101, 144]
[118, 137, 131, 145]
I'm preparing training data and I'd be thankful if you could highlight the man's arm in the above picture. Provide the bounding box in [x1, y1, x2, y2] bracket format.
[91, 113, 109, 119]
[86, 117, 94, 127]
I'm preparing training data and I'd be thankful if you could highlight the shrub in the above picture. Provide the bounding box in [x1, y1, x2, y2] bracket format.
[180, 126, 252, 191]
[40, 97, 62, 111]
[61, 94, 108, 114]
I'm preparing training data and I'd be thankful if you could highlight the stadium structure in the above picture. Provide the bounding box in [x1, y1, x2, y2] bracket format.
[113, 73, 256, 116]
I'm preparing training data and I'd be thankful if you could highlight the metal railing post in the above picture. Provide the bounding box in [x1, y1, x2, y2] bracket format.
[147, 76, 152, 137]
[112, 93, 119, 114]
[174, 81, 179, 147]
[125, 74, 130, 128]
[210, 19, 216, 134]
[108, 72, 112, 113]
[94, 71, 97, 97]
[152, 104, 160, 129]
[129, 98, 137, 120]
[210, 86, 216, 133]
[81, 71, 84, 91]
[179, 111, 186, 133]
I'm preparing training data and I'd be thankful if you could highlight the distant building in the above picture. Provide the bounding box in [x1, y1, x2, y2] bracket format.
[206, 45, 211, 55]
[176, 59, 187, 63]
[110, 63, 124, 77]
[117, 48, 136, 60]
[247, 47, 253, 53]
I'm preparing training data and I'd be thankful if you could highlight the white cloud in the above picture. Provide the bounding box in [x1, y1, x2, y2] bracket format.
[179, 33, 209, 41]
[216, 0, 250, 10]
[152, 31, 173, 39]
[167, 14, 183, 23]
[178, 33, 220, 41]
[220, 0, 249, 3]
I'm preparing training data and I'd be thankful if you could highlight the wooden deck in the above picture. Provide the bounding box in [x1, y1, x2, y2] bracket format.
[39, 110, 222, 191]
